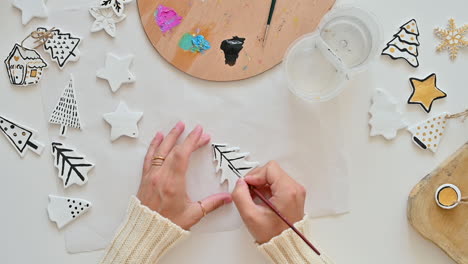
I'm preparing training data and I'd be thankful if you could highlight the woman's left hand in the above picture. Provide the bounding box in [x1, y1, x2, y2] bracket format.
[137, 122, 232, 230]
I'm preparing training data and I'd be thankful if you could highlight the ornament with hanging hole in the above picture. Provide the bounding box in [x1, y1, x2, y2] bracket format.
[434, 18, 468, 60]
[47, 195, 92, 229]
[408, 113, 448, 153]
[0, 114, 44, 157]
[97, 53, 135, 92]
[382, 19, 420, 67]
[4, 43, 48, 86]
[103, 101, 143, 141]
[369, 89, 407, 140]
[37, 27, 81, 69]
[49, 74, 82, 137]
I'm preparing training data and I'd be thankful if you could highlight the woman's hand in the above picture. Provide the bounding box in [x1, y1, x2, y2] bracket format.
[232, 161, 306, 244]
[137, 122, 232, 230]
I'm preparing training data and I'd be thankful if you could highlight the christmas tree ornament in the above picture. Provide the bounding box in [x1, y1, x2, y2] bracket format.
[382, 19, 420, 67]
[4, 43, 48, 86]
[408, 110, 468, 153]
[155, 5, 182, 33]
[408, 73, 447, 113]
[12, 0, 48, 25]
[212, 143, 259, 192]
[89, 7, 126, 38]
[47, 195, 92, 229]
[369, 89, 407, 140]
[98, 0, 133, 17]
[103, 101, 143, 141]
[0, 114, 44, 157]
[97, 53, 135, 92]
[36, 27, 81, 69]
[49, 74, 82, 137]
[51, 142, 94, 189]
[435, 18, 468, 60]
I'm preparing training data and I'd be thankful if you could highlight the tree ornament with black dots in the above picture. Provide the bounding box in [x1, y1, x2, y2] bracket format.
[0, 114, 44, 157]
[47, 195, 92, 229]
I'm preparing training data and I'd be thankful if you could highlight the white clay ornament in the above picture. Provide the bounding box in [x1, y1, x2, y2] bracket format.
[4, 43, 48, 86]
[212, 143, 259, 192]
[369, 89, 407, 140]
[51, 142, 94, 188]
[98, 0, 133, 17]
[382, 19, 420, 68]
[37, 27, 81, 69]
[89, 7, 126, 38]
[97, 53, 135, 92]
[12, 0, 48, 25]
[47, 195, 92, 229]
[103, 101, 143, 141]
[0, 114, 44, 157]
[49, 74, 82, 137]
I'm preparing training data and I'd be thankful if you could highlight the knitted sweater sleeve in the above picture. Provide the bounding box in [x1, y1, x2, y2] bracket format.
[99, 196, 189, 264]
[257, 216, 334, 264]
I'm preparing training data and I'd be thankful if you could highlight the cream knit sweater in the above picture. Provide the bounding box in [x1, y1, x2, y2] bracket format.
[100, 196, 333, 264]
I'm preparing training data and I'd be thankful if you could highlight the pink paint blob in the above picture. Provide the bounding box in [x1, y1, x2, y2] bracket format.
[155, 5, 182, 33]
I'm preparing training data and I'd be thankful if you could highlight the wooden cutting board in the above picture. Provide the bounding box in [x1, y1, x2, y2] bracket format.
[137, 0, 335, 81]
[407, 142, 468, 264]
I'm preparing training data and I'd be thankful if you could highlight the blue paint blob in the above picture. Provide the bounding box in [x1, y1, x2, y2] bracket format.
[178, 33, 211, 53]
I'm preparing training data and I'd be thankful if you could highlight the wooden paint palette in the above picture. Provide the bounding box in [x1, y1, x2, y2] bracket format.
[408, 142, 468, 264]
[137, 0, 335, 81]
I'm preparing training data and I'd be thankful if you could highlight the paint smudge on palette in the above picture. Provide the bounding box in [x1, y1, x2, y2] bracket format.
[154, 5, 182, 33]
[178, 33, 211, 53]
[220, 36, 246, 66]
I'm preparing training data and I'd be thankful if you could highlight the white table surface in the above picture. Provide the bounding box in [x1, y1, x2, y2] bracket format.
[2, 0, 467, 263]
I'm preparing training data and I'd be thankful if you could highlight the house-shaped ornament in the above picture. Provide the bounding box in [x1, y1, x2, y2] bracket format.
[4, 44, 48, 86]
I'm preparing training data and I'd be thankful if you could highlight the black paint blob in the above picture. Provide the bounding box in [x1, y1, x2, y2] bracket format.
[220, 36, 246, 66]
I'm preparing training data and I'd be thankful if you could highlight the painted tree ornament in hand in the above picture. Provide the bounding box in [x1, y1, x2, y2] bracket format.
[408, 110, 468, 153]
[51, 142, 94, 188]
[12, 0, 48, 25]
[0, 115, 44, 157]
[369, 89, 407, 140]
[212, 143, 259, 192]
[49, 74, 82, 137]
[47, 195, 92, 229]
[408, 73, 447, 113]
[37, 27, 81, 69]
[103, 101, 143, 141]
[96, 53, 135, 92]
[89, 7, 126, 37]
[435, 18, 468, 60]
[4, 43, 48, 86]
[382, 19, 420, 67]
[98, 0, 133, 17]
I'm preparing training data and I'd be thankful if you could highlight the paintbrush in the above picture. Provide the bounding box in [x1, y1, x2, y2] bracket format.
[262, 0, 277, 47]
[248, 185, 321, 256]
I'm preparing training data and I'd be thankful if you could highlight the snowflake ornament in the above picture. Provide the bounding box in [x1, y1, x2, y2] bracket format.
[434, 18, 468, 60]
[89, 7, 126, 37]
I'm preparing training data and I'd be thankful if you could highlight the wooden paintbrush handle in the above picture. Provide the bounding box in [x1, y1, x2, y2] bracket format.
[249, 186, 321, 256]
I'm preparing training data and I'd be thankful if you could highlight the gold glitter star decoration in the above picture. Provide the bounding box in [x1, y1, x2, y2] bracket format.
[434, 18, 468, 60]
[408, 73, 447, 113]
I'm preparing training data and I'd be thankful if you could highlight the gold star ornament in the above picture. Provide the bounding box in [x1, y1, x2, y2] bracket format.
[408, 73, 447, 113]
[434, 18, 468, 60]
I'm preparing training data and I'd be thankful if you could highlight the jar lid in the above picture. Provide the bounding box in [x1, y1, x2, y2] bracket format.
[284, 6, 381, 102]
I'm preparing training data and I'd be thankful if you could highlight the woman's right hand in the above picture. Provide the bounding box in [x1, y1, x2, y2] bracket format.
[232, 161, 307, 244]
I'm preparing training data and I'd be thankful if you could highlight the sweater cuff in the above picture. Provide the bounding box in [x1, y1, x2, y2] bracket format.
[100, 196, 190, 264]
[257, 216, 334, 264]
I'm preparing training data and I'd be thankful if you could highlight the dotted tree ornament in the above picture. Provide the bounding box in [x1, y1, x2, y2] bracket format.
[382, 19, 420, 67]
[49, 74, 82, 137]
[408, 110, 468, 153]
[0, 115, 44, 157]
[37, 27, 81, 69]
[47, 195, 92, 229]
[434, 18, 468, 60]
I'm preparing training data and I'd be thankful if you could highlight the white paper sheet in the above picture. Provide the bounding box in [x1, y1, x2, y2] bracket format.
[38, 3, 349, 253]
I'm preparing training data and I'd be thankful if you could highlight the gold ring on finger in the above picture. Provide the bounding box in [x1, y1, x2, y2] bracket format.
[197, 201, 207, 217]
